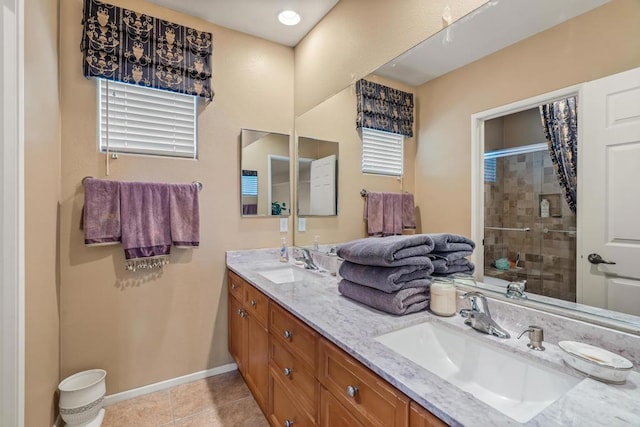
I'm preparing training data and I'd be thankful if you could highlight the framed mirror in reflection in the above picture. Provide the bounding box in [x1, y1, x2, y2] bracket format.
[297, 137, 338, 216]
[240, 129, 291, 217]
[293, 0, 640, 332]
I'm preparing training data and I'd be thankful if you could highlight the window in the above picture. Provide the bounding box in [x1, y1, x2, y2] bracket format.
[98, 79, 197, 158]
[361, 128, 404, 176]
[484, 157, 497, 183]
[241, 170, 258, 196]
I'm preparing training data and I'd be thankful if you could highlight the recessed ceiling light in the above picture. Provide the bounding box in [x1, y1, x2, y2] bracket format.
[278, 10, 301, 26]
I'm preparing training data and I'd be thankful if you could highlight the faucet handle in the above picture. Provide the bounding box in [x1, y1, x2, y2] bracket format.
[459, 291, 489, 315]
[506, 280, 527, 299]
[517, 325, 545, 351]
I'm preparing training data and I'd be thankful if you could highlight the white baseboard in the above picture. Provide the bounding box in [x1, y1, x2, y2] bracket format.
[103, 363, 238, 407]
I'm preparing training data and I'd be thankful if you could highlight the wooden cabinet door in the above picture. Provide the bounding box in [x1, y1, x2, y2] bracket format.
[320, 386, 365, 427]
[244, 313, 269, 414]
[228, 294, 246, 372]
[409, 402, 447, 427]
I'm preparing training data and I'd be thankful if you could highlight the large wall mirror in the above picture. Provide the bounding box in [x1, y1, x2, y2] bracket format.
[297, 137, 338, 216]
[292, 0, 640, 333]
[240, 129, 291, 217]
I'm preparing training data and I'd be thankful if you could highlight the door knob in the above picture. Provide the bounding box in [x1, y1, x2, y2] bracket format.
[588, 253, 616, 265]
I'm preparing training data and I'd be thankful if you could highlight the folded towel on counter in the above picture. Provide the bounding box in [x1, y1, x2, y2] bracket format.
[402, 193, 416, 229]
[120, 181, 172, 270]
[83, 178, 121, 246]
[432, 258, 475, 275]
[338, 279, 430, 315]
[364, 191, 384, 236]
[338, 261, 433, 293]
[427, 233, 475, 253]
[383, 192, 404, 236]
[428, 250, 473, 263]
[337, 234, 435, 267]
[169, 183, 200, 247]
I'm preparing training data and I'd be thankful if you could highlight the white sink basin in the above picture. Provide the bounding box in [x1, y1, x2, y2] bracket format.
[375, 321, 581, 423]
[257, 266, 318, 284]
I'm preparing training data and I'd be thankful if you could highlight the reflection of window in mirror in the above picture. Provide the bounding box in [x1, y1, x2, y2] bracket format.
[241, 170, 258, 215]
[361, 128, 404, 176]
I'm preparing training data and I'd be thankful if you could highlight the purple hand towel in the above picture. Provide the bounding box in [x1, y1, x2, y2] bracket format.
[402, 193, 416, 229]
[83, 178, 121, 246]
[120, 181, 171, 268]
[338, 279, 430, 315]
[336, 235, 435, 267]
[169, 183, 200, 247]
[383, 192, 403, 236]
[338, 260, 433, 293]
[364, 191, 384, 236]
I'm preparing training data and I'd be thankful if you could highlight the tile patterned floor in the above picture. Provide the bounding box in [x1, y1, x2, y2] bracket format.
[101, 371, 270, 427]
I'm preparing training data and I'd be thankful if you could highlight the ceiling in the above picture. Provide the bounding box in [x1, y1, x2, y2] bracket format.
[146, 0, 339, 47]
[376, 0, 611, 86]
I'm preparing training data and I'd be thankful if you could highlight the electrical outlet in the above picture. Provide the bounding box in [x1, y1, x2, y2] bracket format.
[280, 218, 288, 232]
[298, 217, 306, 232]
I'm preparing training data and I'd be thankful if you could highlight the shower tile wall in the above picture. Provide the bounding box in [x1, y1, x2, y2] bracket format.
[484, 151, 576, 302]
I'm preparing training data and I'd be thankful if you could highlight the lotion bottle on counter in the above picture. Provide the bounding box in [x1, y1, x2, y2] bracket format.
[279, 237, 289, 262]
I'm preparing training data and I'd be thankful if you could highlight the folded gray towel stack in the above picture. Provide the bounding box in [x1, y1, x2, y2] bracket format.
[338, 279, 429, 315]
[336, 235, 436, 315]
[425, 233, 476, 277]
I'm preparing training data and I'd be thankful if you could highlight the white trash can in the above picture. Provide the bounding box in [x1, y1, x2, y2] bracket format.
[58, 369, 106, 426]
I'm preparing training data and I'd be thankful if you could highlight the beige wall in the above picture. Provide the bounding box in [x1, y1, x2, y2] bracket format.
[24, 0, 61, 425]
[294, 75, 417, 245]
[294, 0, 486, 116]
[485, 108, 546, 152]
[58, 0, 294, 394]
[414, 0, 640, 237]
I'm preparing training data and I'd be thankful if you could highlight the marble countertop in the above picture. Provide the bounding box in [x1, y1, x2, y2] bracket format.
[226, 249, 640, 427]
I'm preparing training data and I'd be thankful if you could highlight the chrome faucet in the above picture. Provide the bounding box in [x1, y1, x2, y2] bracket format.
[459, 291, 511, 339]
[294, 247, 319, 270]
[505, 280, 527, 299]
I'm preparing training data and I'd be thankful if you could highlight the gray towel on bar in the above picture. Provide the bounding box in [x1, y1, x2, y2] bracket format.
[432, 259, 475, 276]
[339, 260, 433, 293]
[169, 183, 200, 247]
[83, 178, 121, 246]
[364, 191, 384, 236]
[338, 279, 430, 315]
[427, 233, 476, 252]
[337, 235, 435, 267]
[383, 193, 403, 236]
[402, 193, 416, 229]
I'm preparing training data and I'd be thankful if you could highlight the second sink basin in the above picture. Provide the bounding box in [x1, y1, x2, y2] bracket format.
[257, 265, 318, 284]
[375, 321, 582, 423]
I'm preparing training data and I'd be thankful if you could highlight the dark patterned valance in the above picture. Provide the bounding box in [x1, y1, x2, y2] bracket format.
[81, 0, 213, 102]
[356, 79, 414, 137]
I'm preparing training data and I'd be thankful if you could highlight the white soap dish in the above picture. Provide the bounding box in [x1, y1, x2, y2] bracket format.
[558, 341, 633, 384]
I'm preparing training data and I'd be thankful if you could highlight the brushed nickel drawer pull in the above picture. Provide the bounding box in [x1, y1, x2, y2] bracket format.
[231, 283, 238, 289]
[284, 420, 294, 427]
[239, 310, 247, 318]
[346, 385, 359, 398]
[250, 299, 257, 307]
[283, 330, 293, 339]
[283, 367, 292, 376]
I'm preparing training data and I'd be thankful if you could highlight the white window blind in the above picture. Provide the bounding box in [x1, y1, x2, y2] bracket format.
[241, 174, 258, 196]
[484, 157, 497, 182]
[361, 128, 404, 176]
[98, 79, 197, 158]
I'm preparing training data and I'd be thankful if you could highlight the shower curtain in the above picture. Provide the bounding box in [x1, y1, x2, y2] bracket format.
[540, 97, 578, 214]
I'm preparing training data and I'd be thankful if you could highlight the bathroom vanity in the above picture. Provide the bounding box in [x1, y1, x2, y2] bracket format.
[226, 249, 640, 426]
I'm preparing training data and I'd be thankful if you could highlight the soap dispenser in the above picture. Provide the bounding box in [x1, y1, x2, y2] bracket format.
[280, 237, 289, 262]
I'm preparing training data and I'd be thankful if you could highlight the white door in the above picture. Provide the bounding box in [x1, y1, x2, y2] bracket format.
[581, 67, 640, 315]
[309, 154, 336, 215]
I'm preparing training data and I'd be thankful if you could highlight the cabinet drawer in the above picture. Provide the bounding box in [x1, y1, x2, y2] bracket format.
[320, 386, 365, 427]
[318, 340, 409, 427]
[245, 284, 269, 327]
[269, 367, 314, 427]
[270, 339, 318, 423]
[227, 271, 245, 301]
[409, 402, 447, 427]
[269, 303, 318, 370]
